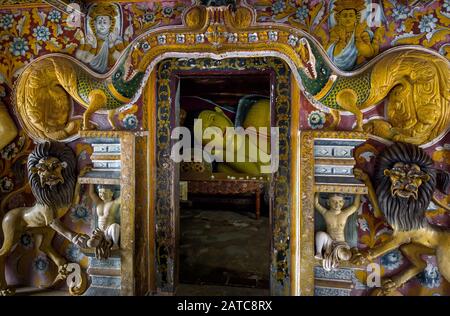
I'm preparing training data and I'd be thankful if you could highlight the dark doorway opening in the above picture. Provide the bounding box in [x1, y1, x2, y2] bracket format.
[176, 72, 272, 295]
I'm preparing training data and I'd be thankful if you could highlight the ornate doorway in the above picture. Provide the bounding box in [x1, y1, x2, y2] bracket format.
[152, 57, 294, 295]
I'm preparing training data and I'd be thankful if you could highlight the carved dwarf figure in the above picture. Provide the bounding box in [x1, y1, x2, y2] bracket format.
[86, 184, 120, 259]
[314, 193, 361, 271]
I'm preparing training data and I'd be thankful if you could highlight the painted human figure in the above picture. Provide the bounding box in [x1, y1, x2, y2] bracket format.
[314, 193, 361, 271]
[327, 0, 382, 70]
[75, 3, 130, 73]
[87, 184, 120, 252]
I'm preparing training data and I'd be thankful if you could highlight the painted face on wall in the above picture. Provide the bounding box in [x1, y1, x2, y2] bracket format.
[95, 15, 112, 36]
[336, 9, 357, 29]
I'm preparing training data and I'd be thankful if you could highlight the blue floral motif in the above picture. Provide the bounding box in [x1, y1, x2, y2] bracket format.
[33, 26, 51, 41]
[66, 244, 83, 262]
[443, 0, 450, 13]
[9, 37, 29, 57]
[0, 176, 13, 193]
[391, 4, 410, 21]
[48, 9, 61, 23]
[418, 14, 438, 34]
[70, 205, 91, 223]
[33, 256, 49, 272]
[143, 11, 155, 23]
[0, 14, 13, 30]
[162, 6, 173, 18]
[123, 114, 138, 130]
[307, 110, 326, 129]
[295, 5, 309, 22]
[141, 41, 151, 52]
[272, 0, 286, 15]
[380, 250, 403, 270]
[417, 263, 441, 288]
[20, 233, 33, 249]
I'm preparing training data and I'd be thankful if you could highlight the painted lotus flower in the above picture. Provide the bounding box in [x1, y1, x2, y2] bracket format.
[33, 26, 51, 41]
[123, 114, 138, 130]
[295, 5, 309, 22]
[48, 9, 61, 23]
[417, 263, 441, 288]
[307, 111, 326, 129]
[141, 41, 151, 52]
[418, 14, 438, 34]
[9, 37, 29, 57]
[0, 14, 13, 30]
[70, 205, 91, 223]
[380, 250, 403, 270]
[33, 255, 49, 272]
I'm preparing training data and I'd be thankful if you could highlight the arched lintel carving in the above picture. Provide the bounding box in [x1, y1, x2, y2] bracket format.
[12, 2, 450, 146]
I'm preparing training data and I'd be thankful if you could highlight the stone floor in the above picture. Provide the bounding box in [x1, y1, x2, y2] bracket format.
[179, 208, 270, 293]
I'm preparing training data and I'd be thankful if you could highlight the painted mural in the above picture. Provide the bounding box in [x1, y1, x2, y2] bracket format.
[0, 0, 448, 296]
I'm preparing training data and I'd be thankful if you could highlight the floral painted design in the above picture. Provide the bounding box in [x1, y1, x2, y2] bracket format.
[141, 41, 151, 52]
[391, 4, 410, 21]
[0, 14, 13, 30]
[47, 10, 61, 23]
[444, 0, 450, 13]
[418, 14, 439, 39]
[307, 110, 326, 129]
[295, 5, 309, 22]
[32, 26, 51, 42]
[272, 0, 286, 15]
[9, 37, 29, 57]
[0, 176, 13, 193]
[380, 250, 404, 270]
[417, 263, 442, 288]
[70, 205, 91, 223]
[123, 113, 138, 130]
[33, 255, 49, 272]
[143, 11, 156, 23]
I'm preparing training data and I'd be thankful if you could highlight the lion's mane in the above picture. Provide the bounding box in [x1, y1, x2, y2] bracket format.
[27, 142, 77, 211]
[374, 142, 437, 231]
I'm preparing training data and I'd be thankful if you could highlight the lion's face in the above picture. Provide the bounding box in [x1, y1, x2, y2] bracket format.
[30, 156, 67, 187]
[384, 162, 430, 200]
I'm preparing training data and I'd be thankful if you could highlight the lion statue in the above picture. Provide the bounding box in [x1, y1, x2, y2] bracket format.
[352, 142, 450, 295]
[0, 142, 91, 296]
